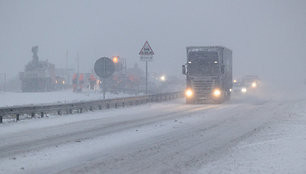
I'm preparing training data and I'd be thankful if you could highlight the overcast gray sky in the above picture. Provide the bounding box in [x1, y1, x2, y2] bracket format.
[0, 0, 305, 86]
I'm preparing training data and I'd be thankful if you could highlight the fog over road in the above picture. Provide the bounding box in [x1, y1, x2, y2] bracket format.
[0, 94, 305, 174]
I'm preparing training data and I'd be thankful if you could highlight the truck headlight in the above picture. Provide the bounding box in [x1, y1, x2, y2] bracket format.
[251, 82, 257, 88]
[213, 89, 221, 97]
[185, 89, 193, 97]
[241, 88, 247, 93]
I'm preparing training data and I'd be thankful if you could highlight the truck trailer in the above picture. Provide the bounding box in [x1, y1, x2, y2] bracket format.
[182, 46, 232, 104]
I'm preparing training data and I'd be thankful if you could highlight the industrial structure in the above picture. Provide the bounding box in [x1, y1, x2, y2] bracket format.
[19, 46, 65, 92]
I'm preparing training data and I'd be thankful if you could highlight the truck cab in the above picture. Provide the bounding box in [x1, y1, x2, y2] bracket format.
[182, 46, 232, 104]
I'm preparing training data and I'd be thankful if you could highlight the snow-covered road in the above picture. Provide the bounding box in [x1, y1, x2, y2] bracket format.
[0, 93, 305, 174]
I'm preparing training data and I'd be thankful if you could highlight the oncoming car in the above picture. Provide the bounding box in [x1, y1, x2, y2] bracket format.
[232, 80, 248, 94]
[232, 75, 261, 95]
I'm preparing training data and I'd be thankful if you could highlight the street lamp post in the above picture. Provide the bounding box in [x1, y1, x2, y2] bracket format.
[0, 73, 6, 92]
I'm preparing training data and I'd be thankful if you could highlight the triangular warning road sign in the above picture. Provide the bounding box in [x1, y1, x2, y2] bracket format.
[139, 41, 154, 55]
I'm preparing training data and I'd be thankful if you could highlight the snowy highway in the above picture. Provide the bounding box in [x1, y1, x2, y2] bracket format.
[0, 92, 306, 174]
[1, 0, 305, 173]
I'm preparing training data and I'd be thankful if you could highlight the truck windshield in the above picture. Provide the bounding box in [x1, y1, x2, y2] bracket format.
[187, 51, 219, 76]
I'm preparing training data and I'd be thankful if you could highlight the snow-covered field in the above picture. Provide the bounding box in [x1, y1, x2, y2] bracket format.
[0, 90, 132, 107]
[0, 86, 305, 174]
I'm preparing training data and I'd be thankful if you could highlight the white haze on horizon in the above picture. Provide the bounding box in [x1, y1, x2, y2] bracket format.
[0, 0, 305, 90]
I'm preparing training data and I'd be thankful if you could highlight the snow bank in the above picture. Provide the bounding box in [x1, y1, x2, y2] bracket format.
[0, 90, 132, 107]
[198, 99, 306, 174]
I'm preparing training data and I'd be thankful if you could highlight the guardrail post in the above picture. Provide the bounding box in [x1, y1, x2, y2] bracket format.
[16, 114, 20, 121]
[0, 116, 2, 123]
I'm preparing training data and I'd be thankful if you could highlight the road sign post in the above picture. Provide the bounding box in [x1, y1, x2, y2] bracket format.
[139, 41, 154, 95]
[94, 57, 115, 99]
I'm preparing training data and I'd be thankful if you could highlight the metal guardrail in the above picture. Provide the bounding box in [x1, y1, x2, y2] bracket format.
[0, 91, 183, 123]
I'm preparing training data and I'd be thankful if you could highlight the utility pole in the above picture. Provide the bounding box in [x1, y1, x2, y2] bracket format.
[66, 50, 70, 85]
[77, 52, 80, 74]
[0, 73, 6, 92]
[75, 53, 80, 92]
[66, 50, 68, 70]
[4, 73, 6, 92]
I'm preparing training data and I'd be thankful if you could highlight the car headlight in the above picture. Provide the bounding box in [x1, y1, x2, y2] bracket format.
[213, 89, 221, 97]
[241, 88, 247, 93]
[185, 88, 193, 97]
